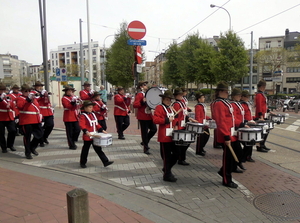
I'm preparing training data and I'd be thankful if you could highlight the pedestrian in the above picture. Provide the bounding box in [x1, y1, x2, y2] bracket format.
[16, 84, 43, 159]
[211, 81, 238, 188]
[172, 88, 190, 166]
[99, 85, 108, 105]
[61, 85, 81, 150]
[79, 101, 113, 168]
[114, 87, 131, 140]
[194, 92, 210, 156]
[0, 83, 17, 153]
[153, 90, 179, 182]
[240, 90, 255, 162]
[133, 81, 157, 155]
[80, 81, 94, 101]
[8, 84, 22, 136]
[92, 92, 108, 131]
[31, 81, 54, 147]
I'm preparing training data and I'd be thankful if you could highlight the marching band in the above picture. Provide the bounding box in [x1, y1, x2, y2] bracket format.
[0, 79, 282, 187]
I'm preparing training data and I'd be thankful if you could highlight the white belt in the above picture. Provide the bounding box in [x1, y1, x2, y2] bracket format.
[114, 105, 128, 111]
[20, 111, 39, 115]
[40, 106, 52, 109]
[0, 109, 13, 112]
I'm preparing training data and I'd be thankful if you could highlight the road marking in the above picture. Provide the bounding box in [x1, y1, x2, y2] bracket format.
[285, 119, 300, 131]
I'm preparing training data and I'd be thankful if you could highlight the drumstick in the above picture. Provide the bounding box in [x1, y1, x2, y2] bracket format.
[228, 144, 239, 163]
[204, 131, 209, 135]
[171, 107, 183, 116]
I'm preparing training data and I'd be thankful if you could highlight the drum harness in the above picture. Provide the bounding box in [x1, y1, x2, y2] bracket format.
[114, 94, 129, 113]
[231, 101, 245, 123]
[161, 104, 174, 129]
[213, 98, 235, 135]
[196, 102, 207, 124]
[82, 112, 98, 134]
[172, 100, 188, 127]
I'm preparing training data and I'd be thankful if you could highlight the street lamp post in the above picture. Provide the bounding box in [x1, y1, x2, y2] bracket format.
[210, 4, 231, 30]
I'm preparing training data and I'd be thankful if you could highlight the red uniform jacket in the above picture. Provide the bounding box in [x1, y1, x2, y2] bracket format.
[240, 101, 252, 121]
[62, 95, 80, 122]
[31, 90, 53, 117]
[173, 100, 187, 130]
[0, 98, 15, 121]
[255, 92, 268, 119]
[8, 92, 21, 116]
[16, 95, 41, 125]
[211, 98, 236, 143]
[133, 92, 152, 120]
[92, 99, 107, 121]
[195, 103, 210, 124]
[153, 104, 177, 143]
[114, 94, 131, 116]
[80, 89, 93, 101]
[79, 112, 103, 141]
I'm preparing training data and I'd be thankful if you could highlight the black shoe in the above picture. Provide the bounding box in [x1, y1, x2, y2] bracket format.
[2, 149, 8, 153]
[257, 146, 268, 153]
[223, 182, 238, 188]
[233, 169, 243, 173]
[80, 164, 87, 168]
[262, 146, 271, 151]
[26, 155, 33, 159]
[31, 150, 39, 156]
[246, 158, 255, 162]
[44, 138, 49, 144]
[104, 161, 114, 167]
[9, 147, 16, 151]
[214, 145, 223, 149]
[163, 175, 177, 182]
[15, 132, 21, 136]
[39, 143, 45, 147]
[238, 163, 246, 170]
[69, 146, 77, 150]
[140, 142, 144, 146]
[178, 160, 190, 166]
[217, 170, 223, 177]
[144, 149, 151, 155]
[196, 151, 206, 156]
[118, 136, 125, 140]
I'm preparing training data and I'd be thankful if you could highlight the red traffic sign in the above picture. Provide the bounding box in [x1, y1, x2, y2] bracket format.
[136, 46, 142, 64]
[127, 21, 146, 40]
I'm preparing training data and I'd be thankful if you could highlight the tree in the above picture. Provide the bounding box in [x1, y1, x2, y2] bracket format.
[105, 22, 135, 88]
[214, 31, 249, 86]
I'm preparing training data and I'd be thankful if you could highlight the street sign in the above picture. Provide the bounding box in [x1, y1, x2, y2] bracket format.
[127, 39, 147, 46]
[136, 46, 142, 64]
[61, 75, 67, 81]
[127, 20, 146, 40]
[136, 64, 142, 73]
[61, 81, 68, 86]
[56, 68, 61, 76]
[61, 68, 66, 75]
[56, 77, 61, 82]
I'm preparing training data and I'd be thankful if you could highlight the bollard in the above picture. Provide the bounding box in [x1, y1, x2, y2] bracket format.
[295, 104, 299, 113]
[67, 188, 89, 223]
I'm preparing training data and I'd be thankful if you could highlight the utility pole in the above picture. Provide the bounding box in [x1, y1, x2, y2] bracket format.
[79, 18, 84, 89]
[249, 31, 253, 97]
[86, 0, 93, 89]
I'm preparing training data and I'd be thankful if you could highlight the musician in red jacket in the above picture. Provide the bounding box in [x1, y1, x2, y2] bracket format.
[16, 84, 43, 159]
[194, 92, 211, 156]
[0, 83, 17, 153]
[133, 81, 157, 155]
[92, 92, 107, 131]
[255, 79, 274, 152]
[172, 88, 190, 166]
[8, 84, 22, 136]
[79, 101, 113, 168]
[153, 90, 179, 182]
[80, 81, 94, 101]
[230, 88, 246, 173]
[31, 81, 54, 147]
[240, 90, 255, 162]
[114, 87, 131, 139]
[62, 85, 81, 150]
[211, 81, 238, 188]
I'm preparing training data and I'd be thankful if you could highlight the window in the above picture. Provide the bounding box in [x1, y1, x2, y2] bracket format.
[83, 50, 85, 56]
[66, 52, 70, 57]
[52, 61, 54, 66]
[66, 59, 70, 64]
[92, 49, 96, 55]
[93, 44, 98, 47]
[56, 53, 58, 59]
[278, 41, 281, 47]
[266, 41, 271, 49]
[286, 77, 300, 83]
[56, 60, 58, 66]
[52, 54, 54, 59]
[92, 57, 96, 63]
[286, 67, 300, 73]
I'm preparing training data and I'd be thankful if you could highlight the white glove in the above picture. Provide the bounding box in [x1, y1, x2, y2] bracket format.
[41, 90, 47, 95]
[90, 89, 95, 94]
[0, 93, 5, 99]
[71, 97, 76, 102]
[28, 93, 34, 99]
[15, 119, 19, 124]
[102, 104, 107, 109]
[41, 122, 45, 127]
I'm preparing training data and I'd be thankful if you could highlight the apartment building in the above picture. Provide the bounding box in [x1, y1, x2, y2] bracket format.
[50, 41, 103, 86]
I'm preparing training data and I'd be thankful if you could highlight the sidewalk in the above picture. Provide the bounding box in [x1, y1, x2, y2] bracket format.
[0, 99, 300, 222]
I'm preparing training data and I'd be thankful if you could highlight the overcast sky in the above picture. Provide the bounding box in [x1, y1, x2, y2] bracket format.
[1, 0, 299, 65]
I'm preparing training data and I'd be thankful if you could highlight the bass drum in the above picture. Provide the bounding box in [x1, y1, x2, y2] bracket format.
[145, 87, 164, 109]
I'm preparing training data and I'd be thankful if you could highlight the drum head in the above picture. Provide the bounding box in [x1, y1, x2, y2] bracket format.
[145, 87, 163, 109]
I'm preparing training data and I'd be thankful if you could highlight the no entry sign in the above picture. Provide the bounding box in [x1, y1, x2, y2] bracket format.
[127, 21, 146, 40]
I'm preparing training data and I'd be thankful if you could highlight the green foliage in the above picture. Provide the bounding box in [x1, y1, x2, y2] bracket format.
[214, 31, 249, 85]
[199, 88, 213, 95]
[105, 22, 135, 88]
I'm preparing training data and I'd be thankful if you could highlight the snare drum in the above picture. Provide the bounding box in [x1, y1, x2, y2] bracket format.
[269, 114, 285, 124]
[145, 87, 164, 109]
[92, 133, 113, 147]
[237, 128, 263, 146]
[188, 112, 195, 119]
[186, 122, 204, 134]
[172, 130, 195, 146]
[257, 120, 274, 130]
[247, 122, 267, 134]
[208, 120, 217, 129]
